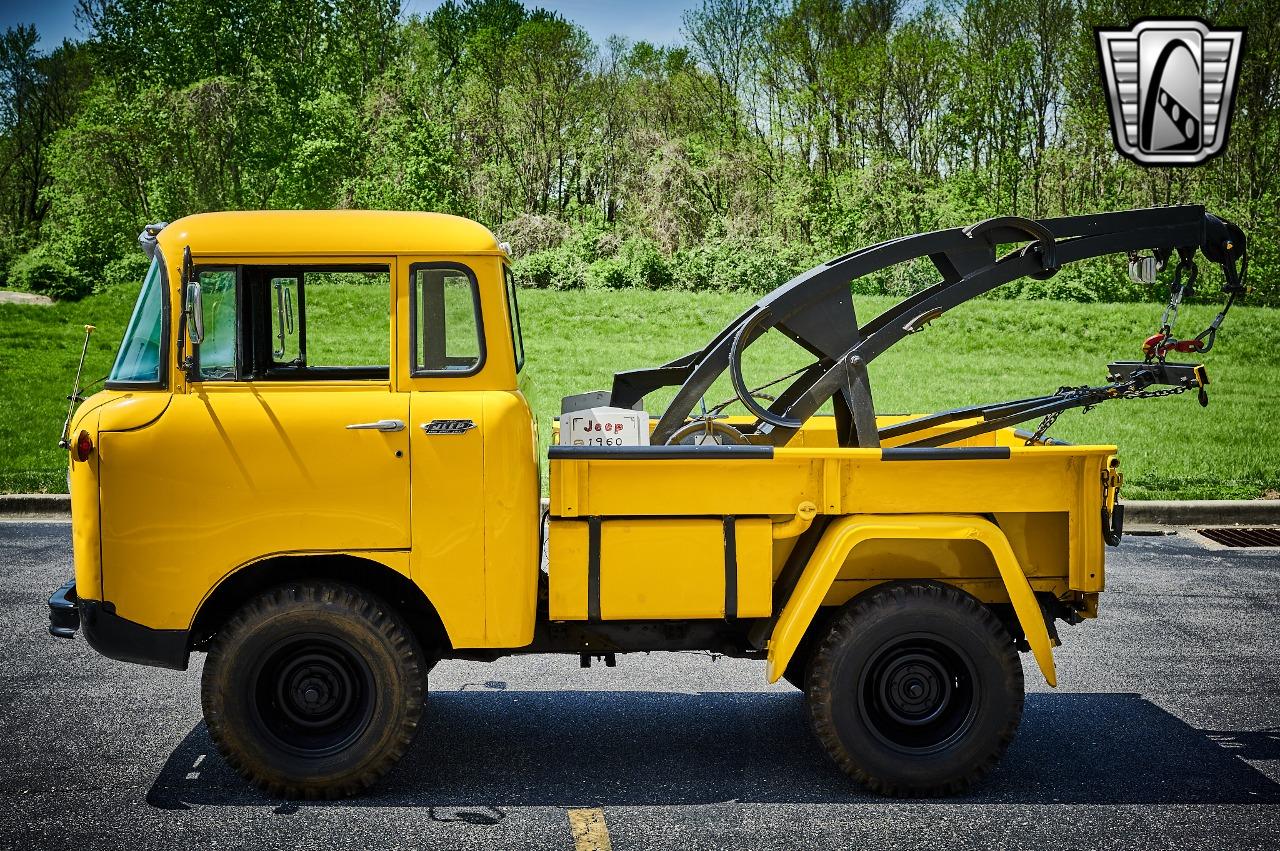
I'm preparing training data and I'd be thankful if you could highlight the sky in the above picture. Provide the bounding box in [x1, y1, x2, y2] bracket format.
[0, 0, 692, 53]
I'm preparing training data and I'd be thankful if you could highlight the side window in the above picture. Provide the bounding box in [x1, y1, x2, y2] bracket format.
[247, 265, 390, 378]
[504, 265, 525, 372]
[107, 255, 166, 387]
[301, 270, 389, 368]
[412, 264, 484, 376]
[197, 268, 237, 380]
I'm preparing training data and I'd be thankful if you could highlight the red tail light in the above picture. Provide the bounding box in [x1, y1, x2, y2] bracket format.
[74, 430, 93, 463]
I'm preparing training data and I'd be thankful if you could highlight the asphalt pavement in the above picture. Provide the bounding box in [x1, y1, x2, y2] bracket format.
[1, 520, 1278, 850]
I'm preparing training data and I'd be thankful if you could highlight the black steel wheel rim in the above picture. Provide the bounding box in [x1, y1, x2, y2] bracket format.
[250, 633, 376, 758]
[858, 632, 979, 754]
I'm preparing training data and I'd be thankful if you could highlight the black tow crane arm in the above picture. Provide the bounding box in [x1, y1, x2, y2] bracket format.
[610, 205, 1247, 449]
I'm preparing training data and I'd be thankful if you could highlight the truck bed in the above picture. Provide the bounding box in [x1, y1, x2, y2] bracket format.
[546, 417, 1114, 622]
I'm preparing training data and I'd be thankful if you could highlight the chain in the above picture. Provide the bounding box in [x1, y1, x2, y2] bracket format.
[1026, 410, 1061, 444]
[1123, 384, 1188, 400]
[1025, 385, 1094, 444]
[1144, 257, 1201, 362]
[1025, 378, 1192, 445]
[1159, 259, 1195, 333]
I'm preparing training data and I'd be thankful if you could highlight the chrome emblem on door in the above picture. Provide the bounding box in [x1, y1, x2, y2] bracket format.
[421, 419, 477, 435]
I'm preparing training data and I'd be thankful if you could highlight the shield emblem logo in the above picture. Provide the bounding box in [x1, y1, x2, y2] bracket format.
[1095, 19, 1245, 166]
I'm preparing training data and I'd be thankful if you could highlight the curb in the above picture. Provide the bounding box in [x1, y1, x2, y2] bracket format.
[0, 494, 70, 515]
[1121, 500, 1280, 526]
[3, 494, 1278, 526]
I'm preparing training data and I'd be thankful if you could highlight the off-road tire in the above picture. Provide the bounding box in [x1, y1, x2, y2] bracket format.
[806, 581, 1024, 796]
[201, 581, 426, 799]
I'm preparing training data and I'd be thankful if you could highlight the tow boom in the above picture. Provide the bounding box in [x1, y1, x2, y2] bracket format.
[610, 205, 1247, 448]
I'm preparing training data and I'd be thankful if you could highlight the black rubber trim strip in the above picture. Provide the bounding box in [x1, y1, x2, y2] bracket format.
[723, 516, 738, 620]
[549, 445, 774, 460]
[587, 517, 602, 621]
[881, 446, 1011, 461]
[553, 513, 772, 522]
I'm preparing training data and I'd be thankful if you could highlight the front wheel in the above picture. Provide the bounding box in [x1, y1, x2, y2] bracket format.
[806, 581, 1024, 796]
[201, 581, 426, 799]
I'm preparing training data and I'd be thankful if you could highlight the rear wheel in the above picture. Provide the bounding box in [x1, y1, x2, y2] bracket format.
[201, 581, 426, 799]
[806, 581, 1024, 796]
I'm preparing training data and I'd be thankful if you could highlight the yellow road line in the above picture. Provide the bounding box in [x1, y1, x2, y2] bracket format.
[567, 807, 611, 851]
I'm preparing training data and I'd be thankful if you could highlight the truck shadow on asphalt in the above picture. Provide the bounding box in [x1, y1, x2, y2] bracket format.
[146, 691, 1280, 812]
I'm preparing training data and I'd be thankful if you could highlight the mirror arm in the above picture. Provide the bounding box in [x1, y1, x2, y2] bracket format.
[177, 247, 192, 380]
[178, 246, 204, 381]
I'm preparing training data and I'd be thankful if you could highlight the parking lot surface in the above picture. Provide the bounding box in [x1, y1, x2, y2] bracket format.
[1, 520, 1278, 850]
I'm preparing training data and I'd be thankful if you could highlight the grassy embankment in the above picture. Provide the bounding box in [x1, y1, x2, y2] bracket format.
[3, 284, 1277, 500]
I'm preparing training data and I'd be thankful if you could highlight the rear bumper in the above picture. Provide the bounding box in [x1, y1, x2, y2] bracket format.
[47, 577, 189, 671]
[48, 578, 79, 638]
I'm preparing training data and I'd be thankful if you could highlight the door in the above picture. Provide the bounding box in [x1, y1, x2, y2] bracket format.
[99, 260, 410, 630]
[405, 262, 490, 647]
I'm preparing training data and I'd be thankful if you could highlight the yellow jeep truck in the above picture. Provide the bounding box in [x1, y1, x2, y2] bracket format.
[47, 207, 1248, 799]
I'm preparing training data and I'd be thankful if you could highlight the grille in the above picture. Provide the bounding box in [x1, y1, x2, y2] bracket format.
[1197, 528, 1280, 548]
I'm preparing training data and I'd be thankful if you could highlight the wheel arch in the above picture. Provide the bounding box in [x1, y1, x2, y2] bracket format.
[766, 514, 1057, 688]
[189, 553, 451, 661]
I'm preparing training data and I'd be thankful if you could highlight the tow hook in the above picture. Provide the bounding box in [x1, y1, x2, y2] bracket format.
[1102, 463, 1124, 547]
[1102, 504, 1125, 547]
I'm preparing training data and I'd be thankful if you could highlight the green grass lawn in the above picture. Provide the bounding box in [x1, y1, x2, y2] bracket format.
[3, 284, 1278, 500]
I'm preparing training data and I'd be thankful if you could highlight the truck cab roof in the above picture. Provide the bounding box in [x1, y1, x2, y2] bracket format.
[157, 210, 504, 259]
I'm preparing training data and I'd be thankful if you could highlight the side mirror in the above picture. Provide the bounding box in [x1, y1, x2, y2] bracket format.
[186, 281, 205, 344]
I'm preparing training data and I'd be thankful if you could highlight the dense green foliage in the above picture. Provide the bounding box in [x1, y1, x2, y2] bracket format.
[0, 0, 1276, 303]
[4, 286, 1277, 498]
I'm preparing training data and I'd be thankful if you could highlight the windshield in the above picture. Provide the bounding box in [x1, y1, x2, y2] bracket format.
[107, 255, 166, 386]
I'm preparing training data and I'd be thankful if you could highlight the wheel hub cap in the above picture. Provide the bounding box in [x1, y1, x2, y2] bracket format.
[251, 635, 376, 758]
[858, 633, 980, 755]
[880, 653, 951, 726]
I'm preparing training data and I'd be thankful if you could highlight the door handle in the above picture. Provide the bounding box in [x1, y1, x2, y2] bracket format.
[345, 419, 405, 432]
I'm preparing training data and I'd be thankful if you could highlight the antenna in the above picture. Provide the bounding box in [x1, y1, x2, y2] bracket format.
[58, 325, 95, 450]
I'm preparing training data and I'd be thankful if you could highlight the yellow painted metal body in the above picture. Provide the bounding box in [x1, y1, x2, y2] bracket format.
[548, 518, 773, 619]
[549, 445, 1112, 589]
[71, 211, 539, 649]
[547, 426, 1115, 685]
[69, 209, 1113, 687]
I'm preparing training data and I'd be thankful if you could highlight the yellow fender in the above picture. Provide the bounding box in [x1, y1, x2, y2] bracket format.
[766, 514, 1057, 687]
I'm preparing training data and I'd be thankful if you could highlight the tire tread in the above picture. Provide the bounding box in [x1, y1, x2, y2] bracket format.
[805, 581, 1024, 797]
[201, 581, 425, 800]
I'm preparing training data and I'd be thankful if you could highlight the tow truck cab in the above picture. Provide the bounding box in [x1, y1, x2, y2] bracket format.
[60, 211, 540, 669]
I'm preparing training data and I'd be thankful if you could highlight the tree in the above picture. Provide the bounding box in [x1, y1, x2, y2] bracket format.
[1, 0, 1275, 306]
[0, 28, 90, 257]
